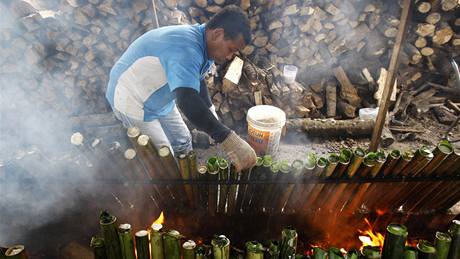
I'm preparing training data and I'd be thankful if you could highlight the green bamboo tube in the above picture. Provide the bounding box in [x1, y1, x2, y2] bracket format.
[312, 247, 327, 259]
[417, 240, 436, 259]
[391, 150, 415, 176]
[346, 147, 366, 177]
[422, 140, 453, 176]
[150, 223, 164, 259]
[198, 165, 208, 209]
[332, 149, 353, 177]
[370, 150, 387, 176]
[280, 227, 297, 259]
[99, 211, 122, 259]
[196, 245, 209, 259]
[327, 247, 344, 259]
[304, 152, 317, 174]
[227, 164, 240, 215]
[382, 223, 408, 259]
[359, 152, 378, 177]
[207, 156, 219, 215]
[404, 246, 417, 259]
[347, 249, 359, 259]
[178, 153, 194, 205]
[266, 240, 280, 259]
[4, 245, 27, 259]
[163, 230, 182, 259]
[245, 241, 264, 259]
[381, 149, 402, 177]
[435, 231, 452, 259]
[135, 230, 150, 259]
[448, 220, 460, 259]
[212, 235, 230, 259]
[90, 237, 107, 259]
[218, 158, 230, 214]
[323, 153, 340, 177]
[312, 156, 328, 177]
[401, 146, 433, 177]
[118, 224, 136, 259]
[183, 240, 196, 259]
[362, 246, 381, 258]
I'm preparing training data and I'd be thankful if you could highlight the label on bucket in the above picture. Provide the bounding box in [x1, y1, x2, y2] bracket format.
[247, 126, 281, 156]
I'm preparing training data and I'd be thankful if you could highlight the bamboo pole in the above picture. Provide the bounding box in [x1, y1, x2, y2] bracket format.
[188, 151, 200, 208]
[178, 153, 194, 206]
[118, 224, 136, 259]
[283, 159, 307, 213]
[198, 165, 209, 210]
[274, 160, 293, 212]
[135, 230, 150, 259]
[293, 156, 327, 213]
[163, 230, 182, 259]
[150, 223, 164, 259]
[235, 168, 251, 214]
[382, 224, 408, 259]
[157, 146, 185, 206]
[435, 232, 452, 259]
[249, 157, 269, 213]
[217, 158, 230, 214]
[90, 237, 107, 259]
[242, 157, 264, 213]
[207, 156, 219, 216]
[99, 211, 122, 259]
[226, 164, 240, 215]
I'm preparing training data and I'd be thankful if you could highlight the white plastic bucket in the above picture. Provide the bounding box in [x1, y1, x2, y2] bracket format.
[359, 107, 379, 120]
[247, 105, 286, 156]
[283, 65, 298, 84]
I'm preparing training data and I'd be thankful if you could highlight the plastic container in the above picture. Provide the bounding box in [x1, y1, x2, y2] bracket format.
[247, 105, 286, 156]
[359, 107, 379, 120]
[283, 65, 298, 84]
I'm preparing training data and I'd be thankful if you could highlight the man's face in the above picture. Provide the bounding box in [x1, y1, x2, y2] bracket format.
[208, 28, 246, 64]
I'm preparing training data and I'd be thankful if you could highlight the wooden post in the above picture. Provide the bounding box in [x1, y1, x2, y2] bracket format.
[369, 0, 412, 151]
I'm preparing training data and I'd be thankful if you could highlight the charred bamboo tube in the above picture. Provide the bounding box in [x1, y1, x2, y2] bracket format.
[262, 160, 280, 212]
[328, 247, 344, 259]
[218, 158, 230, 214]
[266, 240, 280, 259]
[400, 146, 434, 177]
[150, 223, 164, 259]
[226, 164, 239, 215]
[245, 241, 264, 259]
[448, 220, 460, 259]
[183, 240, 196, 259]
[198, 165, 208, 209]
[417, 240, 436, 259]
[235, 168, 251, 213]
[244, 157, 265, 212]
[313, 247, 327, 259]
[4, 245, 28, 259]
[250, 157, 272, 213]
[163, 230, 181, 259]
[421, 140, 453, 176]
[435, 231, 452, 259]
[188, 151, 200, 207]
[275, 160, 293, 212]
[118, 224, 136, 259]
[90, 237, 107, 259]
[362, 246, 381, 258]
[135, 230, 150, 259]
[391, 150, 415, 176]
[207, 156, 219, 215]
[347, 250, 359, 259]
[404, 246, 417, 259]
[382, 224, 408, 259]
[212, 235, 230, 259]
[99, 211, 122, 259]
[178, 153, 194, 205]
[283, 159, 306, 213]
[280, 227, 297, 259]
[434, 148, 460, 176]
[381, 149, 402, 177]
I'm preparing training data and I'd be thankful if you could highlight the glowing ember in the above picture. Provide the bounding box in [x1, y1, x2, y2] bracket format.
[358, 218, 384, 250]
[151, 211, 165, 227]
[340, 248, 347, 254]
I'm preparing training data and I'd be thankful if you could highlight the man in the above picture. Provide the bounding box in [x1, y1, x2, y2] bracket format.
[106, 5, 256, 171]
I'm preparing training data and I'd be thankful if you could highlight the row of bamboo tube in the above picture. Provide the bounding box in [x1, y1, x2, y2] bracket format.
[92, 209, 460, 259]
[71, 128, 460, 215]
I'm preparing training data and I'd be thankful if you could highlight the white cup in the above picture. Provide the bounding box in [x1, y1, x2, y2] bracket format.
[283, 65, 298, 84]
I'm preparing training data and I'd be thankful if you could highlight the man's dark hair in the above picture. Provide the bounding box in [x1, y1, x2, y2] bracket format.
[206, 5, 251, 44]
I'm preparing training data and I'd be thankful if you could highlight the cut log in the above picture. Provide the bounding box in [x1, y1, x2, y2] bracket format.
[381, 126, 395, 147]
[337, 100, 357, 118]
[326, 81, 336, 118]
[441, 0, 459, 11]
[286, 118, 374, 137]
[432, 25, 454, 45]
[415, 37, 427, 48]
[333, 66, 361, 107]
[426, 12, 441, 24]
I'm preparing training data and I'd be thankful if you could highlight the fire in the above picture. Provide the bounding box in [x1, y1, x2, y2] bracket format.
[358, 218, 384, 250]
[151, 211, 165, 227]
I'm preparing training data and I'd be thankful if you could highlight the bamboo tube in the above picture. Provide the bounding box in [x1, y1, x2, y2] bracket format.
[188, 151, 199, 207]
[99, 211, 122, 259]
[323, 153, 339, 178]
[245, 241, 264, 259]
[266, 241, 280, 259]
[135, 230, 150, 259]
[362, 246, 381, 258]
[178, 153, 194, 206]
[124, 148, 149, 180]
[243, 157, 264, 212]
[312, 247, 327, 259]
[275, 160, 293, 212]
[250, 157, 271, 212]
[333, 149, 353, 177]
[118, 224, 136, 259]
[136, 134, 165, 178]
[435, 231, 452, 259]
[391, 150, 415, 176]
[327, 247, 344, 259]
[163, 230, 182, 259]
[158, 146, 180, 178]
[417, 240, 436, 259]
[235, 168, 251, 213]
[313, 157, 328, 177]
[283, 159, 306, 213]
[448, 220, 460, 259]
[421, 140, 453, 176]
[382, 224, 408, 259]
[150, 223, 164, 259]
[370, 150, 386, 176]
[227, 164, 240, 215]
[347, 250, 359, 259]
[400, 146, 433, 177]
[4, 245, 28, 259]
[212, 235, 230, 259]
[196, 245, 209, 259]
[381, 149, 402, 177]
[434, 148, 460, 176]
[280, 227, 297, 259]
[346, 148, 366, 178]
[90, 237, 107, 259]
[262, 160, 280, 212]
[217, 158, 230, 214]
[207, 156, 219, 215]
[404, 246, 417, 259]
[183, 240, 196, 259]
[198, 165, 208, 209]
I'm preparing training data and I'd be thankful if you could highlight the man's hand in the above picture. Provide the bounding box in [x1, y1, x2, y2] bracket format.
[221, 131, 257, 172]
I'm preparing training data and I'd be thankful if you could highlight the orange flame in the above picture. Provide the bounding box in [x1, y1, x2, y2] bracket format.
[151, 211, 165, 227]
[358, 218, 384, 250]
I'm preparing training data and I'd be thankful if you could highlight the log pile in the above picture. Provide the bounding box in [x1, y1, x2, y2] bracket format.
[1, 0, 459, 133]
